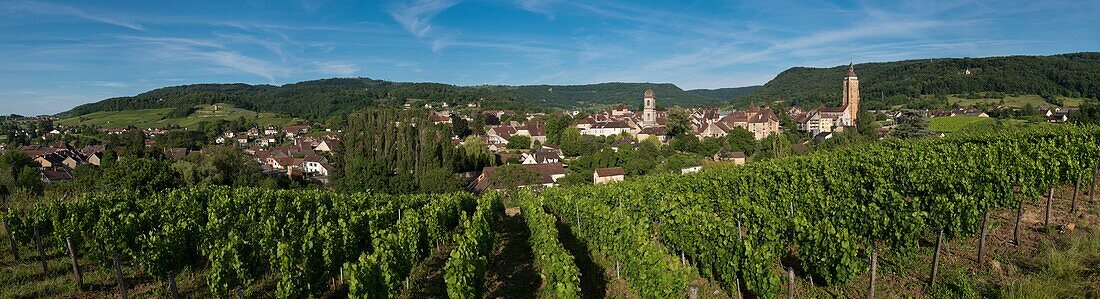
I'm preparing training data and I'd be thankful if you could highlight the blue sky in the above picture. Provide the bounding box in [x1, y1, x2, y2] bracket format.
[1, 0, 1098, 115]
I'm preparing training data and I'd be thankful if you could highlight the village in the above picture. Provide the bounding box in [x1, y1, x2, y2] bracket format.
[0, 66, 1079, 192]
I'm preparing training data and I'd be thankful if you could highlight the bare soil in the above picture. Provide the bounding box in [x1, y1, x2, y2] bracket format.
[483, 208, 540, 299]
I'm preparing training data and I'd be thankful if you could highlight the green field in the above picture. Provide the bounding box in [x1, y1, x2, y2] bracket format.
[57, 104, 301, 129]
[944, 94, 1085, 108]
[929, 116, 996, 133]
[930, 115, 1052, 134]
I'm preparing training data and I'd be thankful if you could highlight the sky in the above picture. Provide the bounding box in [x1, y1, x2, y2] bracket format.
[1, 0, 1098, 116]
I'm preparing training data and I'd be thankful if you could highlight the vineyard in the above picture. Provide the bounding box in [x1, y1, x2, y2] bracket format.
[3, 126, 1100, 298]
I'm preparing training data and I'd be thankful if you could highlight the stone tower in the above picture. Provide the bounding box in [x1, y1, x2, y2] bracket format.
[643, 89, 657, 127]
[842, 63, 860, 123]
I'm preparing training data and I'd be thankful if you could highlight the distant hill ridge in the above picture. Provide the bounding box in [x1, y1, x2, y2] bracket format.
[65, 52, 1100, 120]
[746, 52, 1100, 109]
[64, 79, 760, 121]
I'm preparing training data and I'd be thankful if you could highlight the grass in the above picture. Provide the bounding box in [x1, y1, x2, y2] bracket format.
[994, 233, 1100, 298]
[929, 115, 997, 133]
[56, 103, 300, 129]
[944, 94, 1085, 108]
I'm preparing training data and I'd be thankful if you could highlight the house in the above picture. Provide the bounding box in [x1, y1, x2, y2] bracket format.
[314, 138, 339, 152]
[33, 151, 82, 169]
[282, 124, 310, 137]
[86, 152, 102, 166]
[495, 153, 523, 165]
[582, 121, 633, 137]
[521, 149, 562, 165]
[713, 151, 746, 165]
[268, 156, 300, 170]
[167, 148, 190, 160]
[301, 155, 332, 176]
[1048, 111, 1070, 123]
[473, 163, 567, 192]
[486, 122, 548, 147]
[681, 166, 702, 174]
[39, 168, 72, 183]
[263, 126, 278, 135]
[610, 104, 633, 117]
[635, 126, 667, 142]
[593, 167, 625, 184]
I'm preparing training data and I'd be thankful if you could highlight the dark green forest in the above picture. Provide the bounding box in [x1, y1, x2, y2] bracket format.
[64, 52, 1100, 119]
[745, 52, 1100, 109]
[64, 79, 756, 121]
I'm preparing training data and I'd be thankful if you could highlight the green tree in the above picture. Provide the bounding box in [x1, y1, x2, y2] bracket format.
[891, 109, 935, 139]
[543, 114, 574, 145]
[507, 135, 532, 150]
[461, 136, 494, 166]
[723, 128, 756, 155]
[0, 150, 43, 199]
[451, 115, 471, 138]
[1071, 101, 1100, 124]
[490, 165, 542, 199]
[100, 156, 180, 196]
[856, 105, 880, 137]
[666, 109, 691, 137]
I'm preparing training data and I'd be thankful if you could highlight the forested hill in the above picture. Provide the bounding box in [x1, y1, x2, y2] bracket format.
[63, 79, 759, 120]
[685, 86, 762, 101]
[745, 52, 1100, 109]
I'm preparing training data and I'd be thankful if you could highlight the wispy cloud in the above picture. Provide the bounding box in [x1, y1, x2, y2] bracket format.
[515, 0, 559, 19]
[196, 51, 285, 81]
[313, 61, 359, 77]
[88, 81, 129, 88]
[2, 1, 145, 31]
[388, 0, 462, 51]
[124, 36, 287, 81]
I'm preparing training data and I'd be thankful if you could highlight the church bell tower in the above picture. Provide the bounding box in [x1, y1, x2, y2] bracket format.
[643, 89, 657, 127]
[843, 63, 860, 123]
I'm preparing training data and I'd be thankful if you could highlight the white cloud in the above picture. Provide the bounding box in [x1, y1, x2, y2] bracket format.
[125, 36, 287, 82]
[515, 0, 558, 19]
[388, 0, 462, 51]
[196, 51, 284, 81]
[313, 61, 359, 77]
[88, 81, 129, 88]
[2, 1, 145, 31]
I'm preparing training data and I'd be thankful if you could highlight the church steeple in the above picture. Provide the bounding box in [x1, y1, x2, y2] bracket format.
[843, 63, 860, 124]
[642, 89, 657, 127]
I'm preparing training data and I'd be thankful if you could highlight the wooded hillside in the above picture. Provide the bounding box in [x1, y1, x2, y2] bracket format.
[64, 79, 755, 120]
[745, 52, 1100, 109]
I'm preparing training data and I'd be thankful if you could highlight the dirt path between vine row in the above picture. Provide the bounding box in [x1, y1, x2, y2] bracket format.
[555, 218, 612, 298]
[397, 245, 453, 299]
[483, 208, 540, 298]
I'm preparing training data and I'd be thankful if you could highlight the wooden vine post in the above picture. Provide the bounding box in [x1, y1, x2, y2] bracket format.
[1013, 198, 1025, 245]
[33, 226, 48, 275]
[930, 228, 945, 288]
[867, 249, 877, 299]
[1045, 187, 1054, 227]
[66, 237, 84, 289]
[735, 215, 744, 299]
[1090, 166, 1098, 203]
[978, 210, 990, 264]
[168, 270, 180, 299]
[1071, 173, 1081, 213]
[112, 250, 129, 299]
[4, 219, 19, 262]
[787, 266, 795, 299]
